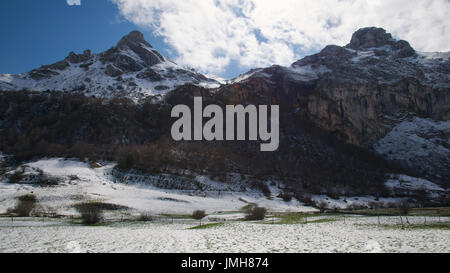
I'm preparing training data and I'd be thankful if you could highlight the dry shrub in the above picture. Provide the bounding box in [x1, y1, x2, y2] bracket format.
[245, 206, 267, 221]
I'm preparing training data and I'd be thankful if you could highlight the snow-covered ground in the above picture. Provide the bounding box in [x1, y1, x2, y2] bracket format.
[0, 158, 315, 216]
[386, 175, 445, 192]
[0, 216, 448, 253]
[1, 158, 444, 215]
[0, 157, 449, 253]
[310, 195, 406, 210]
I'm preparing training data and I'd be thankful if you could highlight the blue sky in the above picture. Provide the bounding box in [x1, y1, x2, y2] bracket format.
[1, 0, 449, 79]
[0, 0, 248, 79]
[0, 0, 178, 76]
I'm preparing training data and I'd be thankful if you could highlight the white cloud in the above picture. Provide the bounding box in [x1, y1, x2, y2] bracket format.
[111, 0, 450, 76]
[66, 0, 81, 6]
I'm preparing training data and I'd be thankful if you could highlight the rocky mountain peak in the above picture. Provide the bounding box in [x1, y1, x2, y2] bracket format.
[108, 30, 166, 69]
[345, 27, 416, 58]
[346, 27, 394, 49]
[117, 30, 151, 49]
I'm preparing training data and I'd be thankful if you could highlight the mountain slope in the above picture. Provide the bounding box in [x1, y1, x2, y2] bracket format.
[218, 27, 450, 185]
[0, 31, 220, 101]
[0, 27, 448, 198]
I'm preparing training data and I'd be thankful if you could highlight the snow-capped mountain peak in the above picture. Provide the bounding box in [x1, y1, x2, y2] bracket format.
[231, 27, 450, 89]
[0, 31, 221, 101]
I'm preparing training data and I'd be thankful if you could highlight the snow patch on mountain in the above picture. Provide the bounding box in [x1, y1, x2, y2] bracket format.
[287, 64, 332, 82]
[385, 174, 445, 192]
[374, 117, 450, 184]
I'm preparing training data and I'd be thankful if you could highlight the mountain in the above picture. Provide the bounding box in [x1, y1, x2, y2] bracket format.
[0, 31, 221, 101]
[218, 27, 450, 184]
[0, 27, 448, 204]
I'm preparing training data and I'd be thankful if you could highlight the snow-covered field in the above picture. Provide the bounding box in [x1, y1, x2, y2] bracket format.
[0, 158, 315, 215]
[1, 158, 449, 253]
[0, 216, 448, 253]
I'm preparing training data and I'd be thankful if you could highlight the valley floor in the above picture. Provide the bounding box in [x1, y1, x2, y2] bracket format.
[0, 157, 448, 253]
[0, 216, 448, 253]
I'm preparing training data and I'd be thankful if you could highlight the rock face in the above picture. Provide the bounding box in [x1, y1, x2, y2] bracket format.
[219, 27, 450, 184]
[0, 31, 220, 101]
[224, 27, 449, 146]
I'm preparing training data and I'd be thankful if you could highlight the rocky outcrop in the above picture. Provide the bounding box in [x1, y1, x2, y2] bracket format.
[346, 27, 394, 49]
[346, 27, 416, 58]
[66, 50, 93, 64]
[105, 64, 123, 77]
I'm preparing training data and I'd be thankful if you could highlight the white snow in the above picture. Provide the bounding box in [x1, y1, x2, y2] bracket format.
[0, 53, 221, 102]
[0, 158, 315, 216]
[287, 64, 331, 82]
[1, 157, 448, 253]
[374, 117, 450, 177]
[310, 195, 405, 210]
[229, 69, 263, 84]
[386, 174, 444, 192]
[0, 216, 448, 253]
[416, 51, 450, 62]
[351, 49, 377, 62]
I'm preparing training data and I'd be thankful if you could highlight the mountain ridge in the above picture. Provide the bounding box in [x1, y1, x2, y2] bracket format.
[0, 27, 448, 190]
[0, 31, 221, 101]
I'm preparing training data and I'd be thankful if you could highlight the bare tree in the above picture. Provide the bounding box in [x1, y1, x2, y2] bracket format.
[398, 201, 411, 226]
[193, 210, 207, 226]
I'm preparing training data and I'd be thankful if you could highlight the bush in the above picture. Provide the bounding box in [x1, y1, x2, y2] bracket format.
[398, 201, 411, 215]
[368, 201, 381, 210]
[74, 202, 104, 224]
[278, 191, 293, 202]
[260, 183, 271, 198]
[138, 213, 153, 222]
[192, 210, 206, 220]
[9, 170, 24, 183]
[295, 193, 313, 206]
[117, 153, 136, 170]
[245, 206, 267, 221]
[37, 174, 60, 186]
[8, 194, 37, 216]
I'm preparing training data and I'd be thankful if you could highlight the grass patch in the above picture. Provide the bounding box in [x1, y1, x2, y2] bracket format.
[308, 218, 337, 224]
[266, 213, 338, 225]
[272, 213, 307, 224]
[372, 222, 450, 231]
[343, 207, 450, 217]
[189, 223, 224, 230]
[68, 218, 110, 226]
[76, 202, 129, 211]
[160, 213, 193, 219]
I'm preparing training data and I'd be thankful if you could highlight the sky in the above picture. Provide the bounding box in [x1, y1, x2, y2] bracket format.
[0, 0, 449, 79]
